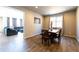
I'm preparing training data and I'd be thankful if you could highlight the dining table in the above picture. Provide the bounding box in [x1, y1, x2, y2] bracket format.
[49, 28, 60, 33]
[48, 28, 61, 43]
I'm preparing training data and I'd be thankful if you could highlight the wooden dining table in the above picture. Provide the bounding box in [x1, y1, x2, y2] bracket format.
[48, 28, 61, 43]
[41, 28, 61, 45]
[49, 28, 60, 33]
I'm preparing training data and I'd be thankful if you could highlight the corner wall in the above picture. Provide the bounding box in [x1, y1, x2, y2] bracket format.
[43, 10, 76, 38]
[63, 10, 76, 38]
[24, 9, 43, 38]
[76, 7, 79, 41]
[42, 16, 50, 30]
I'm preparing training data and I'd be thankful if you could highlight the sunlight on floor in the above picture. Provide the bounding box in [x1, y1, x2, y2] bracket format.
[0, 32, 25, 52]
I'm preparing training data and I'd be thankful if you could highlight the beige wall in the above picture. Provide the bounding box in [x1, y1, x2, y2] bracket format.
[0, 17, 3, 32]
[76, 7, 79, 41]
[24, 9, 43, 38]
[63, 10, 76, 38]
[43, 10, 76, 38]
[43, 16, 50, 30]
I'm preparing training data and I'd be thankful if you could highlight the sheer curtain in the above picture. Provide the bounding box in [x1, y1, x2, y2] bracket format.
[50, 15, 63, 29]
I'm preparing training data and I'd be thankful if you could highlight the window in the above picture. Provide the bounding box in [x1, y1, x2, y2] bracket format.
[17, 18, 23, 27]
[12, 18, 17, 27]
[7, 17, 10, 27]
[50, 15, 63, 28]
[20, 19, 22, 27]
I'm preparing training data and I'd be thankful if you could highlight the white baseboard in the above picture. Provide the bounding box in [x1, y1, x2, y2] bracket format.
[63, 35, 76, 39]
[76, 39, 79, 42]
[76, 37, 79, 42]
[24, 33, 41, 39]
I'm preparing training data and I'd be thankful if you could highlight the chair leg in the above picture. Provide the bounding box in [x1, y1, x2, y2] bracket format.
[42, 39, 43, 44]
[50, 38, 54, 44]
[42, 39, 46, 45]
[42, 38, 50, 46]
[47, 40, 49, 46]
[58, 37, 61, 44]
[47, 39, 50, 46]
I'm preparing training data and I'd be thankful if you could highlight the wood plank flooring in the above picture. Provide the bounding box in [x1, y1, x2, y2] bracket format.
[0, 33, 79, 52]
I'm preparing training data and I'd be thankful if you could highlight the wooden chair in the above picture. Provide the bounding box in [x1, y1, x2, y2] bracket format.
[41, 30, 52, 45]
[54, 29, 62, 43]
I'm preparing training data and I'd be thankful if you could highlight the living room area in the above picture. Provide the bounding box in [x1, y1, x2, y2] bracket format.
[0, 7, 24, 51]
[0, 7, 24, 36]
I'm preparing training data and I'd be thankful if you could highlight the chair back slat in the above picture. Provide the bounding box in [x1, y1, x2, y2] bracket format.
[58, 29, 62, 37]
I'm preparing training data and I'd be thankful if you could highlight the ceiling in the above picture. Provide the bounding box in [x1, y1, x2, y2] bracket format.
[11, 6, 77, 15]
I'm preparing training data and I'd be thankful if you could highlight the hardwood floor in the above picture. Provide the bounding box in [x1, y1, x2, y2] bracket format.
[26, 35, 79, 52]
[0, 32, 79, 52]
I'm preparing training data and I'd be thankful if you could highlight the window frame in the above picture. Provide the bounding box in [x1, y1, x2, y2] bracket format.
[49, 14, 63, 29]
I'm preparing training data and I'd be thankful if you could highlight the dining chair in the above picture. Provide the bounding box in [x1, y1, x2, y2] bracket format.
[54, 29, 62, 44]
[41, 30, 52, 46]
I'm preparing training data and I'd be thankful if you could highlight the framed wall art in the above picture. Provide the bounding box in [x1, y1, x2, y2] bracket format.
[34, 17, 40, 24]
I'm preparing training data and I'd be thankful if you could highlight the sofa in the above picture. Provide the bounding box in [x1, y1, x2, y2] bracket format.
[14, 27, 23, 33]
[7, 28, 18, 36]
[4, 27, 18, 36]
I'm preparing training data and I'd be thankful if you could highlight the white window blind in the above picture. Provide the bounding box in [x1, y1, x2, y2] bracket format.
[50, 15, 63, 28]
